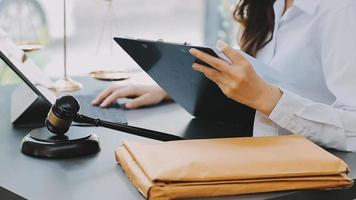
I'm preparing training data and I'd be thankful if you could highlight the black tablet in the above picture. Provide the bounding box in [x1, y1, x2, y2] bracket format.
[114, 37, 255, 133]
[0, 32, 56, 106]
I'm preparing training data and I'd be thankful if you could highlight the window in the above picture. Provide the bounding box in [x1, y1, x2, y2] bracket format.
[0, 0, 236, 84]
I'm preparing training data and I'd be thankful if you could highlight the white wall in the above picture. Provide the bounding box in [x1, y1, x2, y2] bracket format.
[37, 0, 205, 78]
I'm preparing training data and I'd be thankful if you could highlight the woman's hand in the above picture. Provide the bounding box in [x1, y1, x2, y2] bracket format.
[190, 40, 282, 116]
[92, 84, 170, 109]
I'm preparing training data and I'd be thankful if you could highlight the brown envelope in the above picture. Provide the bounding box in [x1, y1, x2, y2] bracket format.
[115, 135, 353, 200]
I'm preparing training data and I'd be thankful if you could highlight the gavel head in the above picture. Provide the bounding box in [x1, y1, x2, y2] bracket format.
[45, 95, 80, 135]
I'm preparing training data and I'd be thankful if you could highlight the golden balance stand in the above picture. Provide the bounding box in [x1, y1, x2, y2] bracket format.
[54, 0, 82, 92]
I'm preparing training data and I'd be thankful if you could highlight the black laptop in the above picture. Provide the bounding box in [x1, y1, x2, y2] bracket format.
[114, 37, 256, 133]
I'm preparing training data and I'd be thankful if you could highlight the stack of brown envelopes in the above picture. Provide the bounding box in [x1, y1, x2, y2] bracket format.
[115, 135, 353, 200]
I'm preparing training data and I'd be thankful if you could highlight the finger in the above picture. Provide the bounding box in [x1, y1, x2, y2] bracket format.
[125, 93, 155, 109]
[189, 48, 230, 72]
[216, 40, 247, 64]
[100, 87, 135, 108]
[192, 63, 225, 85]
[92, 85, 123, 105]
[92, 88, 114, 105]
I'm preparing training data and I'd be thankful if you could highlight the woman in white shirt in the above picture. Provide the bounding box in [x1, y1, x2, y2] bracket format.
[92, 0, 356, 151]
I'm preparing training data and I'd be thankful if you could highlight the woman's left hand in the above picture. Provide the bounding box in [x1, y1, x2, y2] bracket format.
[189, 40, 282, 116]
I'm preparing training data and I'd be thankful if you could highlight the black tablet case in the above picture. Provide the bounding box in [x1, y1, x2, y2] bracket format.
[115, 38, 256, 134]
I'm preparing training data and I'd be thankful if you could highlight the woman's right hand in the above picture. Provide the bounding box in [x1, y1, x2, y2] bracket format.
[91, 84, 170, 109]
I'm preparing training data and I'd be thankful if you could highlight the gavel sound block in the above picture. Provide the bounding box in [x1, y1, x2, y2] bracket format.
[21, 96, 182, 158]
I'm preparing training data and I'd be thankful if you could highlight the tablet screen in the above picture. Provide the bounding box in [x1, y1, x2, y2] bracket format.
[0, 28, 56, 104]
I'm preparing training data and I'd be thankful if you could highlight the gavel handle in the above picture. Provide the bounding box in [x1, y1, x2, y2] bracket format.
[74, 114, 183, 141]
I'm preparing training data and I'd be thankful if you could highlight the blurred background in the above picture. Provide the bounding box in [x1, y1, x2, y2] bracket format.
[0, 0, 237, 85]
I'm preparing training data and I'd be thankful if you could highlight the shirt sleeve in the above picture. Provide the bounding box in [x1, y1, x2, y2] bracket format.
[268, 5, 356, 151]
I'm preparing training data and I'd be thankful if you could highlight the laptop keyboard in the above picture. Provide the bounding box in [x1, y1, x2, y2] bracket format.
[75, 95, 127, 124]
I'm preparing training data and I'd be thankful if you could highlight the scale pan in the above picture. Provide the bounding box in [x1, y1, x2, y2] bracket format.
[89, 70, 131, 81]
[18, 43, 42, 52]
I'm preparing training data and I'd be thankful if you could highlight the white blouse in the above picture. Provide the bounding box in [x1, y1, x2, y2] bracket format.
[252, 0, 356, 151]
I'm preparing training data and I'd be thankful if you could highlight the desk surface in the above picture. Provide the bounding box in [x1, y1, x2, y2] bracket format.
[1, 78, 356, 200]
